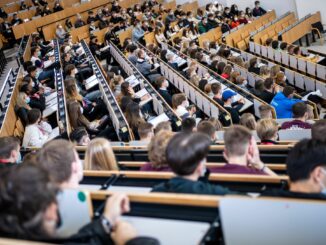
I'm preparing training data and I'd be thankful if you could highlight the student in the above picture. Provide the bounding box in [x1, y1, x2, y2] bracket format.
[132, 20, 145, 43]
[198, 17, 211, 34]
[125, 102, 146, 140]
[22, 109, 53, 148]
[152, 133, 233, 195]
[141, 130, 174, 171]
[154, 121, 172, 134]
[69, 127, 91, 146]
[239, 113, 257, 131]
[222, 90, 244, 124]
[211, 82, 223, 106]
[252, 1, 266, 17]
[181, 117, 196, 133]
[256, 119, 279, 145]
[156, 76, 172, 106]
[172, 93, 196, 119]
[74, 14, 85, 28]
[281, 102, 312, 129]
[263, 139, 326, 200]
[133, 122, 154, 145]
[84, 138, 119, 171]
[55, 24, 66, 43]
[248, 57, 260, 75]
[259, 77, 277, 104]
[154, 27, 167, 47]
[0, 163, 159, 244]
[0, 137, 21, 168]
[271, 86, 302, 119]
[259, 104, 273, 119]
[221, 65, 232, 79]
[135, 49, 160, 82]
[197, 121, 217, 143]
[210, 126, 276, 175]
[312, 120, 326, 142]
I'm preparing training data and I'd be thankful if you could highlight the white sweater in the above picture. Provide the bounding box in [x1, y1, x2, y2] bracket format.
[22, 124, 49, 148]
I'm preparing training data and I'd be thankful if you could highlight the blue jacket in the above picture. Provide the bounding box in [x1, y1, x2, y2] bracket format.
[270, 92, 302, 119]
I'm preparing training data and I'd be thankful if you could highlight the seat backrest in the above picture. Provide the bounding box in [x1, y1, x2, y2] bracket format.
[278, 129, 311, 141]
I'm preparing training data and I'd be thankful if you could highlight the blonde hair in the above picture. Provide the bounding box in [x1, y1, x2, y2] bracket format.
[148, 130, 174, 168]
[240, 113, 257, 130]
[256, 119, 278, 141]
[84, 138, 119, 171]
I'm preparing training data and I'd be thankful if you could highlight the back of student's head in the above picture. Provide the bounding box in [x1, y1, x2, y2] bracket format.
[292, 102, 307, 119]
[256, 118, 278, 141]
[84, 138, 118, 171]
[211, 82, 222, 95]
[311, 120, 326, 142]
[27, 108, 41, 125]
[181, 117, 196, 133]
[240, 113, 257, 131]
[36, 139, 79, 185]
[197, 121, 216, 140]
[138, 122, 154, 140]
[154, 121, 172, 134]
[224, 125, 252, 157]
[166, 133, 211, 175]
[264, 77, 274, 90]
[0, 136, 20, 160]
[259, 105, 273, 119]
[148, 130, 174, 168]
[172, 93, 186, 109]
[283, 86, 295, 97]
[287, 139, 326, 183]
[0, 163, 58, 239]
[271, 40, 279, 49]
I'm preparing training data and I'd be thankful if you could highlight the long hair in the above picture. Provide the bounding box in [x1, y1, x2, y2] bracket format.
[125, 102, 145, 129]
[65, 79, 83, 102]
[67, 100, 83, 129]
[84, 138, 119, 171]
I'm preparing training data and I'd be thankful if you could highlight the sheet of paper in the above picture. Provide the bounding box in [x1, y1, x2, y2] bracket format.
[148, 113, 170, 128]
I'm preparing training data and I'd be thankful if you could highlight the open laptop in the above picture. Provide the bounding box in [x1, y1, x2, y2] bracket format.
[220, 197, 326, 245]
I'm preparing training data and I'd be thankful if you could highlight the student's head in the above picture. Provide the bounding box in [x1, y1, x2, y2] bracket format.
[256, 119, 278, 142]
[222, 90, 237, 104]
[166, 133, 211, 177]
[27, 108, 42, 125]
[211, 82, 222, 96]
[172, 93, 187, 109]
[312, 120, 326, 142]
[259, 105, 273, 119]
[270, 65, 281, 78]
[260, 65, 270, 77]
[0, 136, 21, 163]
[291, 102, 308, 120]
[27, 65, 37, 77]
[264, 77, 274, 90]
[265, 38, 273, 46]
[0, 163, 59, 239]
[287, 139, 326, 193]
[217, 61, 226, 75]
[154, 121, 172, 134]
[271, 40, 279, 50]
[223, 125, 253, 160]
[64, 64, 76, 76]
[255, 1, 260, 7]
[148, 130, 174, 169]
[138, 122, 154, 141]
[280, 42, 287, 50]
[197, 121, 216, 142]
[36, 139, 83, 188]
[249, 57, 257, 68]
[84, 138, 118, 171]
[283, 86, 295, 98]
[69, 127, 90, 146]
[181, 117, 196, 133]
[155, 76, 169, 89]
[125, 102, 143, 129]
[240, 113, 257, 131]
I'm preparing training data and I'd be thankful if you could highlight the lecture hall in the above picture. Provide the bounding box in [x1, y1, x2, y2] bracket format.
[0, 0, 326, 244]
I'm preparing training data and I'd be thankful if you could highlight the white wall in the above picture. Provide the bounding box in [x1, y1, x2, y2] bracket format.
[296, 0, 326, 22]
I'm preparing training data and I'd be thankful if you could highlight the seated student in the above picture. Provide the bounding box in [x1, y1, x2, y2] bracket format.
[181, 117, 197, 133]
[211, 82, 223, 106]
[198, 17, 211, 34]
[156, 76, 172, 106]
[22, 109, 54, 148]
[126, 44, 139, 65]
[222, 90, 244, 124]
[312, 120, 326, 142]
[74, 14, 85, 28]
[259, 104, 273, 119]
[84, 138, 119, 171]
[152, 133, 233, 195]
[256, 119, 279, 145]
[166, 53, 179, 70]
[221, 64, 232, 79]
[55, 24, 66, 43]
[252, 1, 266, 17]
[154, 27, 167, 47]
[172, 93, 196, 119]
[135, 49, 160, 83]
[141, 130, 174, 171]
[263, 139, 326, 200]
[11, 13, 23, 26]
[125, 102, 146, 140]
[69, 127, 91, 146]
[129, 122, 154, 146]
[259, 77, 278, 104]
[132, 20, 145, 44]
[248, 57, 260, 75]
[271, 86, 302, 119]
[281, 102, 312, 130]
[239, 113, 257, 131]
[210, 126, 276, 175]
[154, 121, 172, 134]
[197, 121, 217, 143]
[0, 163, 158, 244]
[0, 137, 21, 168]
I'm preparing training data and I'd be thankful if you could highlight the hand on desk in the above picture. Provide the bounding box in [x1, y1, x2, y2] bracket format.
[103, 193, 130, 226]
[238, 98, 245, 104]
